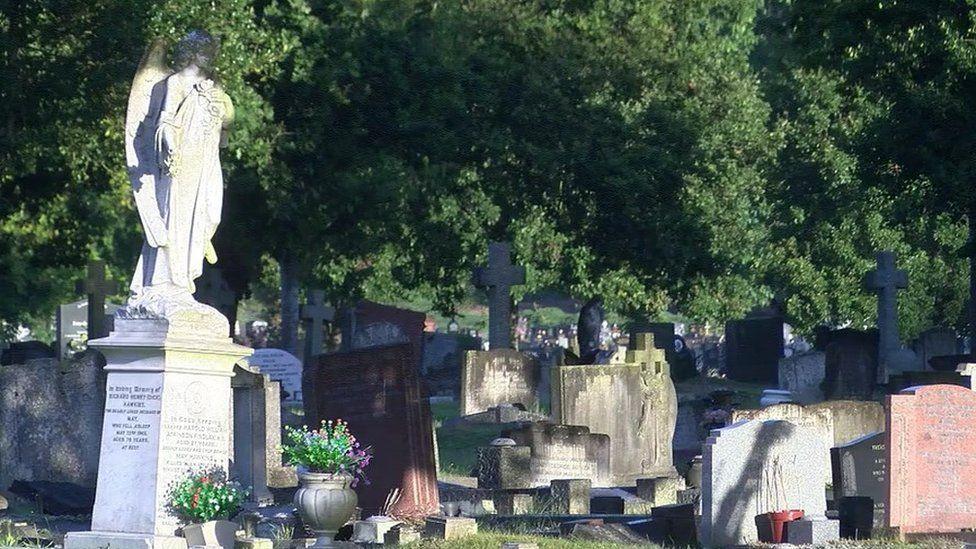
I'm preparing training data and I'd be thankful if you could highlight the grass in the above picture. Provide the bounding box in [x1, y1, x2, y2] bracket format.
[434, 400, 504, 477]
[411, 531, 663, 548]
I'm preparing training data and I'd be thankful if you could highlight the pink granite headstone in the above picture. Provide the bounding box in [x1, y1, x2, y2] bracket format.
[886, 384, 976, 535]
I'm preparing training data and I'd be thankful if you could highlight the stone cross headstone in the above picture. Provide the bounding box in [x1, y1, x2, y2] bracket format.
[301, 290, 335, 360]
[473, 242, 525, 350]
[701, 419, 828, 547]
[887, 384, 976, 534]
[76, 261, 117, 342]
[863, 251, 914, 383]
[551, 333, 677, 485]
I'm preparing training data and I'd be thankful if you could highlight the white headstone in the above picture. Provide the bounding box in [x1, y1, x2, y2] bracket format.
[245, 348, 303, 403]
[701, 419, 827, 548]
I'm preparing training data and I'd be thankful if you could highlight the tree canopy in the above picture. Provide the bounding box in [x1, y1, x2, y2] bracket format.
[2, 0, 973, 341]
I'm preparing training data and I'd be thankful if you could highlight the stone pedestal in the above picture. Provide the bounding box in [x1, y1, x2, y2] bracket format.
[65, 313, 252, 549]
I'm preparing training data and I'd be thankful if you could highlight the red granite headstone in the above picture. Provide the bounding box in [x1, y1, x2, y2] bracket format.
[350, 300, 426, 363]
[306, 343, 439, 518]
[886, 384, 976, 535]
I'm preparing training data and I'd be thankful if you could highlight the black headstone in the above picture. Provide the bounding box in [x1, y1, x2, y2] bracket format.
[823, 329, 878, 400]
[1, 341, 56, 366]
[724, 316, 783, 383]
[830, 431, 886, 528]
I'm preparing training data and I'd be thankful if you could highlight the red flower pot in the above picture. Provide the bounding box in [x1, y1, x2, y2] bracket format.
[755, 509, 804, 543]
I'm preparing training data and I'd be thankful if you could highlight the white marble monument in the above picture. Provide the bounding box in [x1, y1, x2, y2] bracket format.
[66, 31, 251, 549]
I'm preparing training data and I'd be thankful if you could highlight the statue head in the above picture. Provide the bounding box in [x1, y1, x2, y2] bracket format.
[173, 30, 219, 71]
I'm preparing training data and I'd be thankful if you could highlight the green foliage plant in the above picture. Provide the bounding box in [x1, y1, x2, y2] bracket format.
[168, 467, 248, 524]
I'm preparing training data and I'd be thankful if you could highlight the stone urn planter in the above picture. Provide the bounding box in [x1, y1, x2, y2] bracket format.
[294, 472, 358, 548]
[182, 519, 239, 549]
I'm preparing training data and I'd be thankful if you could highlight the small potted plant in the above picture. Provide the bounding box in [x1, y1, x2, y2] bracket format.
[169, 467, 248, 549]
[282, 419, 372, 548]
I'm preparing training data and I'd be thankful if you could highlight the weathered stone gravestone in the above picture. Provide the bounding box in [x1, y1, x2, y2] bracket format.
[830, 432, 886, 528]
[815, 400, 885, 446]
[700, 420, 828, 548]
[912, 327, 959, 371]
[823, 329, 878, 400]
[887, 384, 976, 535]
[307, 343, 439, 517]
[473, 242, 526, 350]
[731, 403, 833, 484]
[460, 349, 539, 416]
[244, 348, 303, 403]
[551, 333, 677, 485]
[421, 332, 481, 396]
[0, 352, 106, 490]
[863, 251, 917, 383]
[778, 351, 825, 404]
[724, 315, 784, 384]
[231, 363, 297, 506]
[501, 422, 612, 487]
[732, 401, 884, 484]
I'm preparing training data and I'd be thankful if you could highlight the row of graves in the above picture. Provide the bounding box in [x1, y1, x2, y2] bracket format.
[289, 246, 976, 545]
[4, 246, 976, 548]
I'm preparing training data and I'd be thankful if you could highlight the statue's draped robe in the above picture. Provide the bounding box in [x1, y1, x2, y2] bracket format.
[131, 75, 228, 300]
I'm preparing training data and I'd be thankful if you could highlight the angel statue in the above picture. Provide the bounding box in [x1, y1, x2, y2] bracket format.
[122, 31, 234, 326]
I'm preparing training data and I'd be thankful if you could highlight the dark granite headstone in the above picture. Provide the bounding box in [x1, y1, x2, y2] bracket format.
[830, 431, 886, 528]
[724, 316, 783, 383]
[823, 329, 878, 400]
[421, 332, 482, 396]
[0, 341, 56, 366]
[306, 343, 439, 518]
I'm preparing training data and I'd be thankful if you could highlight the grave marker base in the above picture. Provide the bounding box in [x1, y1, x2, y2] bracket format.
[65, 316, 252, 549]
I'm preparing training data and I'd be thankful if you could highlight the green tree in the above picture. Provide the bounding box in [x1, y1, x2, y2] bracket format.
[0, 0, 283, 340]
[756, 0, 972, 339]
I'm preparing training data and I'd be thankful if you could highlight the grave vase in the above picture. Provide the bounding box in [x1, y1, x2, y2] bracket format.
[294, 472, 358, 548]
[182, 520, 239, 549]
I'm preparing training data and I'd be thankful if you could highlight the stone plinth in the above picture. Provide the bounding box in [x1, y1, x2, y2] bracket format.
[700, 419, 827, 548]
[550, 479, 590, 515]
[502, 422, 612, 488]
[460, 350, 538, 416]
[887, 384, 976, 535]
[65, 314, 252, 549]
[551, 333, 677, 485]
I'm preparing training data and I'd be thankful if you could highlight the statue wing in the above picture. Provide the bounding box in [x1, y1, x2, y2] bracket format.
[125, 39, 170, 248]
